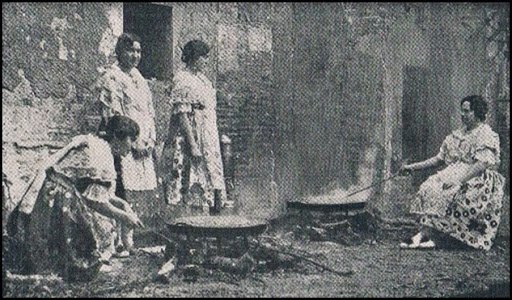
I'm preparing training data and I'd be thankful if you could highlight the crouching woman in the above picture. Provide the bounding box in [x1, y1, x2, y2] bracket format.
[6, 116, 144, 282]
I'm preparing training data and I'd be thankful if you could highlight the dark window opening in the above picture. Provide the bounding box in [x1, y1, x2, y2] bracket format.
[123, 3, 173, 81]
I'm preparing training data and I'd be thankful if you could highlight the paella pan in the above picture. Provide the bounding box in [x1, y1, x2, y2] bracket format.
[166, 215, 268, 237]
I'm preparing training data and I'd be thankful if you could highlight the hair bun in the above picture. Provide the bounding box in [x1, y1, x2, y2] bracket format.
[181, 40, 209, 65]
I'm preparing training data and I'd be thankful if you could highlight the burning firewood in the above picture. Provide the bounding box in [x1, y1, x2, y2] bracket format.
[205, 252, 255, 275]
[315, 220, 349, 228]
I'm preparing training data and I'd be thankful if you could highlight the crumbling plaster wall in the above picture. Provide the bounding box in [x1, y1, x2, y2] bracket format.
[2, 2, 281, 221]
[269, 3, 508, 228]
[2, 3, 123, 207]
[366, 3, 509, 230]
[3, 3, 508, 228]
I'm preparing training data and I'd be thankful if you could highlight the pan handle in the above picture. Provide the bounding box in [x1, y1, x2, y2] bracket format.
[174, 222, 188, 226]
[164, 221, 190, 227]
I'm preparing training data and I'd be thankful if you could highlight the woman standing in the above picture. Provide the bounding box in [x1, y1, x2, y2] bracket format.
[96, 33, 157, 253]
[161, 40, 229, 214]
[400, 95, 505, 250]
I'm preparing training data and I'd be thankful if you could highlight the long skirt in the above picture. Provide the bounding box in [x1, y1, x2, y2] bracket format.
[161, 133, 214, 215]
[411, 167, 504, 250]
[7, 171, 116, 281]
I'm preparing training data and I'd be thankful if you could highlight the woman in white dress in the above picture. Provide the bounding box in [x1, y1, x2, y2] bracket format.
[161, 40, 230, 215]
[95, 33, 157, 254]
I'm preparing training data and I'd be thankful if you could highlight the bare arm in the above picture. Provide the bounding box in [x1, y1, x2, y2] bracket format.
[109, 196, 139, 218]
[87, 199, 128, 222]
[147, 96, 157, 147]
[110, 196, 130, 210]
[404, 155, 444, 172]
[86, 198, 143, 228]
[460, 161, 487, 183]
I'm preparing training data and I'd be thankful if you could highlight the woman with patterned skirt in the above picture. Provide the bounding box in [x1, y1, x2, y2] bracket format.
[160, 40, 230, 215]
[400, 95, 505, 250]
[6, 116, 144, 281]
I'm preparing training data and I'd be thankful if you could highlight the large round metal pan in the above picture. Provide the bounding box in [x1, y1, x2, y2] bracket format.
[287, 200, 366, 212]
[166, 215, 268, 237]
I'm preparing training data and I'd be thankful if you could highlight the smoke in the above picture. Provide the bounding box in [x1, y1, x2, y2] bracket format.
[303, 146, 379, 204]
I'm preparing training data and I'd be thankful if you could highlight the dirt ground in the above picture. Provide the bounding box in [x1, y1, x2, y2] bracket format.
[3, 211, 510, 298]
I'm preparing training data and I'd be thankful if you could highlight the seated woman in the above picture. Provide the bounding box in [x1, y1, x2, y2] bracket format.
[6, 115, 144, 282]
[400, 95, 505, 250]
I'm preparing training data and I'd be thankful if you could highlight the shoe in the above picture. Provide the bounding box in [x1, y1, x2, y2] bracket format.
[99, 264, 113, 273]
[400, 232, 423, 249]
[417, 240, 436, 249]
[400, 233, 436, 249]
[112, 250, 130, 258]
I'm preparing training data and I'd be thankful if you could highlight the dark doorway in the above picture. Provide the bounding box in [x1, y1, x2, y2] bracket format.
[123, 3, 173, 80]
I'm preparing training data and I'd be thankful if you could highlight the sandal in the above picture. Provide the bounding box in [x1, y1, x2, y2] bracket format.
[400, 239, 418, 249]
[400, 232, 436, 249]
[400, 235, 436, 249]
[400, 232, 423, 248]
[112, 250, 130, 258]
[417, 240, 436, 249]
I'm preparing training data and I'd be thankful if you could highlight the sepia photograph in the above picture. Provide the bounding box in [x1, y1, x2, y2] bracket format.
[2, 2, 510, 297]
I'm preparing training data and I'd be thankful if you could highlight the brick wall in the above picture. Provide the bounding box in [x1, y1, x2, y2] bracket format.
[2, 3, 509, 226]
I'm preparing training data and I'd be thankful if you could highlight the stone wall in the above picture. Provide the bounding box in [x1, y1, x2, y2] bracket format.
[2, 3, 123, 207]
[2, 2, 281, 222]
[2, 3, 509, 229]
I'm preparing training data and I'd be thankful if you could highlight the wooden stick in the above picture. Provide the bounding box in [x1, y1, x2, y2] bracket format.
[317, 220, 349, 228]
[333, 172, 401, 202]
[145, 229, 175, 245]
[261, 245, 353, 277]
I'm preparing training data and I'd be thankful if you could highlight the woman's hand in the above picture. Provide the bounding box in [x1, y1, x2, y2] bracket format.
[399, 164, 415, 176]
[442, 179, 461, 190]
[110, 197, 144, 228]
[124, 212, 145, 228]
[120, 200, 134, 214]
